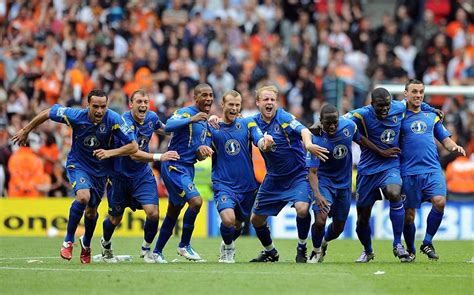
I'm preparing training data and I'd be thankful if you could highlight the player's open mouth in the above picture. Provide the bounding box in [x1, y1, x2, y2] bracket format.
[138, 108, 147, 114]
[265, 106, 273, 112]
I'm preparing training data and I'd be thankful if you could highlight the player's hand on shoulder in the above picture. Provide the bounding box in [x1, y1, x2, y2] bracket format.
[190, 112, 208, 123]
[207, 115, 221, 129]
[93, 149, 111, 160]
[435, 109, 444, 122]
[309, 122, 323, 136]
[306, 143, 329, 162]
[161, 151, 180, 162]
[378, 147, 401, 158]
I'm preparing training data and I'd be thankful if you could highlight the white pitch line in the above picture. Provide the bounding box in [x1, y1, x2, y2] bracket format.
[0, 266, 471, 279]
[0, 257, 60, 260]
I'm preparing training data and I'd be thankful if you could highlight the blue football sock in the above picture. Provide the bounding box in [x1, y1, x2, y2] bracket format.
[356, 223, 373, 253]
[403, 222, 416, 253]
[389, 200, 405, 247]
[254, 224, 273, 248]
[233, 227, 242, 241]
[324, 223, 340, 242]
[102, 218, 117, 248]
[154, 215, 177, 254]
[144, 218, 159, 244]
[296, 215, 311, 241]
[423, 207, 444, 245]
[179, 207, 199, 248]
[82, 212, 98, 247]
[311, 223, 325, 249]
[220, 223, 235, 245]
[65, 200, 86, 243]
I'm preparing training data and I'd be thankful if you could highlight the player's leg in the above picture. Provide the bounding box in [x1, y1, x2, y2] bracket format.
[249, 212, 279, 262]
[355, 206, 375, 262]
[354, 173, 376, 262]
[154, 202, 182, 256]
[177, 195, 203, 260]
[309, 206, 328, 263]
[294, 201, 311, 263]
[320, 188, 351, 262]
[402, 175, 420, 260]
[420, 171, 447, 260]
[61, 168, 91, 260]
[79, 177, 106, 264]
[219, 208, 237, 263]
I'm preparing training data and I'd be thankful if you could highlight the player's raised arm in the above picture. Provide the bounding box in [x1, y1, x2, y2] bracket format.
[130, 149, 180, 162]
[357, 135, 401, 158]
[11, 108, 51, 146]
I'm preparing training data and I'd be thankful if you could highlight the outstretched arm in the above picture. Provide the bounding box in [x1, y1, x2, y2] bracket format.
[130, 150, 180, 162]
[308, 167, 330, 214]
[93, 141, 139, 160]
[12, 108, 51, 146]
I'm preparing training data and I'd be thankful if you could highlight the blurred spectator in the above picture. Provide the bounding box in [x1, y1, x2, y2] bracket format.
[8, 133, 50, 197]
[446, 154, 474, 200]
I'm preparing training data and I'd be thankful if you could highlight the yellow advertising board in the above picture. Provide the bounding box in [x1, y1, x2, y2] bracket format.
[0, 198, 208, 237]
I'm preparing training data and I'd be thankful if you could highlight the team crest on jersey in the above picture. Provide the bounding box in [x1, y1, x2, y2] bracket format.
[274, 124, 280, 132]
[98, 123, 106, 133]
[254, 199, 259, 209]
[343, 128, 350, 137]
[56, 107, 66, 117]
[84, 135, 100, 148]
[410, 120, 427, 134]
[235, 122, 241, 129]
[137, 135, 149, 150]
[80, 177, 85, 183]
[225, 139, 241, 156]
[188, 183, 195, 191]
[392, 116, 398, 123]
[380, 129, 396, 144]
[333, 144, 348, 159]
[221, 195, 227, 203]
[148, 121, 153, 129]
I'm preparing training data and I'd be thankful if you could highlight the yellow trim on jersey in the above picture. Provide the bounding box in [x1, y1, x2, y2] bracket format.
[188, 124, 192, 147]
[72, 181, 76, 188]
[353, 113, 368, 137]
[168, 165, 178, 172]
[130, 125, 136, 130]
[282, 127, 291, 145]
[248, 121, 256, 128]
[107, 178, 113, 186]
[112, 124, 120, 130]
[435, 116, 441, 124]
[62, 115, 71, 127]
[179, 191, 186, 197]
[66, 165, 75, 169]
[281, 122, 289, 129]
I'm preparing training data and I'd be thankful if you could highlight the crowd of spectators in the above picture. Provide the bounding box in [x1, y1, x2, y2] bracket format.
[0, 0, 472, 198]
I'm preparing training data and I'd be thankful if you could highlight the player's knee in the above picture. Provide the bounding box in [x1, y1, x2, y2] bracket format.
[221, 217, 235, 228]
[295, 203, 309, 218]
[250, 214, 266, 227]
[385, 188, 402, 201]
[109, 216, 122, 226]
[313, 220, 325, 232]
[84, 208, 97, 219]
[234, 221, 242, 231]
[75, 190, 90, 204]
[188, 197, 202, 211]
[432, 196, 446, 211]
[147, 211, 159, 222]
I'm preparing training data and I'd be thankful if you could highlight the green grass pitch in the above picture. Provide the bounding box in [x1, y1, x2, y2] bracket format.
[0, 237, 472, 294]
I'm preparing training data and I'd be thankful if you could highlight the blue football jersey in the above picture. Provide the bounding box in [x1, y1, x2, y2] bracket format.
[306, 117, 360, 189]
[49, 104, 135, 177]
[165, 106, 208, 165]
[207, 117, 263, 192]
[114, 111, 163, 178]
[400, 111, 451, 176]
[345, 100, 405, 175]
[252, 108, 306, 177]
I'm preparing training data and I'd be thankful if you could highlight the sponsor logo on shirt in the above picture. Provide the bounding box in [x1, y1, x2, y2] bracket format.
[83, 135, 100, 148]
[380, 129, 396, 144]
[333, 144, 348, 159]
[410, 120, 427, 134]
[225, 139, 241, 156]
